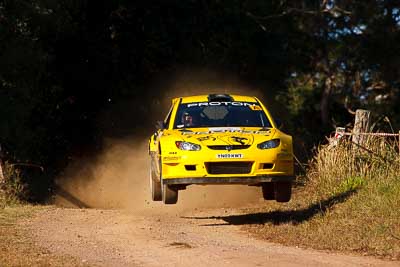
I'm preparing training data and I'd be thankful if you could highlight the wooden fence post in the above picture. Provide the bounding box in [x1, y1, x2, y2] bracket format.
[0, 163, 4, 186]
[352, 109, 371, 148]
[398, 130, 400, 154]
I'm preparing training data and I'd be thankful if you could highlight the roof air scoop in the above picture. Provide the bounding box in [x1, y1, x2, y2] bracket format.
[208, 94, 233, 102]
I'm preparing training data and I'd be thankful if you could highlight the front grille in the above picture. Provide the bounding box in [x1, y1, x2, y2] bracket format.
[207, 145, 251, 150]
[205, 162, 253, 174]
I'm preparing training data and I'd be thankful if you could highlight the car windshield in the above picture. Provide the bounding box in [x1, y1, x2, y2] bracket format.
[174, 101, 272, 129]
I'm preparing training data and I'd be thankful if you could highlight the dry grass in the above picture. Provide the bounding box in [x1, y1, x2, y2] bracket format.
[241, 136, 400, 260]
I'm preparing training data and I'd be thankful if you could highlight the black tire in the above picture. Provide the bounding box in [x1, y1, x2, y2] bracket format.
[275, 181, 292, 202]
[261, 183, 275, 200]
[162, 183, 178, 204]
[150, 167, 162, 201]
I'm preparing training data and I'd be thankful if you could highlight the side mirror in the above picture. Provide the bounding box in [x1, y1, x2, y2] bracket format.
[155, 121, 165, 130]
[275, 119, 283, 129]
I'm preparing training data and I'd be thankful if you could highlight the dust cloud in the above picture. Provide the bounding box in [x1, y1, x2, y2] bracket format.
[55, 72, 265, 211]
[55, 138, 262, 212]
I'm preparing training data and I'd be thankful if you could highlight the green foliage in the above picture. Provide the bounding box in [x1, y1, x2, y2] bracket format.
[336, 176, 365, 194]
[277, 76, 315, 118]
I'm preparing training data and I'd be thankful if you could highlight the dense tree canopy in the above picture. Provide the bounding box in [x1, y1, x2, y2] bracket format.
[1, 0, 399, 201]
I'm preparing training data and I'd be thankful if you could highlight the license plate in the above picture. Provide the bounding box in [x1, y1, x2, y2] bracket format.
[216, 153, 243, 159]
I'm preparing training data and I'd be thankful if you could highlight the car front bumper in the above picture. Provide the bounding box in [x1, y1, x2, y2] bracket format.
[159, 147, 294, 184]
[162, 175, 294, 185]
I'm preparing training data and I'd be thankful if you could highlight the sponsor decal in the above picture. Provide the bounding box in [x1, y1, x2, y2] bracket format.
[182, 129, 271, 135]
[216, 153, 243, 159]
[197, 136, 217, 141]
[230, 136, 248, 144]
[206, 127, 241, 132]
[187, 102, 261, 109]
[163, 156, 181, 161]
[249, 105, 262, 111]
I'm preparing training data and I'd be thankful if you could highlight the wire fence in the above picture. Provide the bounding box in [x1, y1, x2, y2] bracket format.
[333, 127, 400, 154]
[341, 132, 400, 137]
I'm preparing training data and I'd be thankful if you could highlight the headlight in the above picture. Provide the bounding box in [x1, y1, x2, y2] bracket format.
[175, 141, 201, 151]
[257, 139, 280, 149]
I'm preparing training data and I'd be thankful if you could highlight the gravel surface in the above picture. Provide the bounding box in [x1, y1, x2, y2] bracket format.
[23, 206, 399, 267]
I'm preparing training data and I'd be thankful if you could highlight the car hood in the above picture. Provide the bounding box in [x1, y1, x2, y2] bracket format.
[166, 127, 276, 147]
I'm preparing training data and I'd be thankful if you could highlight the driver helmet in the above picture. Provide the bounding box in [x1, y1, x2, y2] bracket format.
[182, 112, 194, 127]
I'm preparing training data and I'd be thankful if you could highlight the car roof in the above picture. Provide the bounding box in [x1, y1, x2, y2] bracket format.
[177, 94, 258, 104]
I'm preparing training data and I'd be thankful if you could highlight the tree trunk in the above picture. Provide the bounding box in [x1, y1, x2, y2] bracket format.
[352, 109, 371, 148]
[320, 76, 332, 126]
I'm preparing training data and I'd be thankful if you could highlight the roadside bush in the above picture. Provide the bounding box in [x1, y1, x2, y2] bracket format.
[305, 136, 400, 258]
[0, 161, 53, 206]
[0, 162, 25, 205]
[308, 136, 400, 198]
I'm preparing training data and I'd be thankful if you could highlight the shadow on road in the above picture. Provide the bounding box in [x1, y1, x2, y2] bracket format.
[183, 189, 357, 226]
[54, 184, 91, 208]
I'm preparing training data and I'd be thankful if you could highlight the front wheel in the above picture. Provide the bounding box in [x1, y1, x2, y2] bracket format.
[275, 181, 292, 202]
[150, 167, 162, 201]
[162, 183, 178, 204]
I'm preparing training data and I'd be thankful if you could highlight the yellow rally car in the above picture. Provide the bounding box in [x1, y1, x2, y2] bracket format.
[149, 94, 294, 204]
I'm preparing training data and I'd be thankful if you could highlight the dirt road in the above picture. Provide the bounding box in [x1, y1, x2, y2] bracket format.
[19, 141, 397, 266]
[24, 203, 397, 267]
